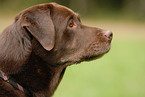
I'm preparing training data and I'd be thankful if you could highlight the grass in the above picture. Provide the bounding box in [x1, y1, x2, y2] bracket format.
[0, 16, 145, 97]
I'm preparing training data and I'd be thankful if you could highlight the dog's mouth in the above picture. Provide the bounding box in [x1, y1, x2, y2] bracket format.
[60, 43, 111, 66]
[79, 46, 111, 62]
[61, 51, 108, 66]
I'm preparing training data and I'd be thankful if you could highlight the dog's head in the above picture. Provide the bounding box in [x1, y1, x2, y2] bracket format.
[15, 3, 112, 65]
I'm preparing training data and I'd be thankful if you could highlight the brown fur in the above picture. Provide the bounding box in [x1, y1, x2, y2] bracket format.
[0, 3, 112, 97]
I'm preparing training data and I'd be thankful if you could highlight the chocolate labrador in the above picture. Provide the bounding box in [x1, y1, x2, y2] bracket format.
[0, 3, 113, 97]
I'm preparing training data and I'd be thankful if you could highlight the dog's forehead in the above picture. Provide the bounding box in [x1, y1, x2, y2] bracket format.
[51, 3, 78, 16]
[52, 3, 73, 12]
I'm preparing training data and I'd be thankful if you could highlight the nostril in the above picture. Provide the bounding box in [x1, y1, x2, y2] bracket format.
[104, 31, 113, 40]
[109, 33, 113, 39]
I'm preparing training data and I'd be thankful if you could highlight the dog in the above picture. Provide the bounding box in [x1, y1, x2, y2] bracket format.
[0, 3, 113, 97]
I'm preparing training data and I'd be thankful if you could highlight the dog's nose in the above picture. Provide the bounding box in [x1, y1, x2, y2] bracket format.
[103, 31, 113, 40]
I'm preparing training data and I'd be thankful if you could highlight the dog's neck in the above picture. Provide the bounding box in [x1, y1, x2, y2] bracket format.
[8, 52, 66, 97]
[0, 51, 66, 97]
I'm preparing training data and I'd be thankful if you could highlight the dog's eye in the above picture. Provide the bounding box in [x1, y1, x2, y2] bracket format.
[69, 22, 74, 27]
[68, 20, 76, 28]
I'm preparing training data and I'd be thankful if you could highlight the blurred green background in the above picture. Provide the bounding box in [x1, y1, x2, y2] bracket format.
[0, 0, 145, 97]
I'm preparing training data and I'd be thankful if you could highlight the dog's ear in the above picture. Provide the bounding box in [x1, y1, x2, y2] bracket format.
[21, 7, 55, 51]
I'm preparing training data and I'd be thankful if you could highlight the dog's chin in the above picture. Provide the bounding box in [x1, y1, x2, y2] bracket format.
[62, 53, 106, 66]
[61, 46, 111, 66]
[79, 53, 104, 63]
[84, 54, 105, 61]
[80, 47, 111, 62]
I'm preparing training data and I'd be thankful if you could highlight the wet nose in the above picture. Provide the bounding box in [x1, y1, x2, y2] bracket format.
[104, 31, 113, 40]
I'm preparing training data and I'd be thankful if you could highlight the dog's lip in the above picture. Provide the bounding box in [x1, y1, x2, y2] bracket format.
[80, 47, 111, 62]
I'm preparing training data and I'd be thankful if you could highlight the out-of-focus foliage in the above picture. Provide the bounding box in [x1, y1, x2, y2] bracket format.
[0, 0, 145, 19]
